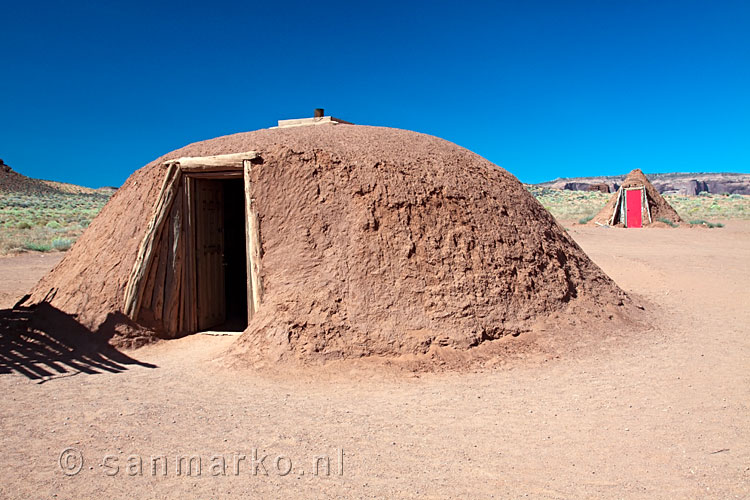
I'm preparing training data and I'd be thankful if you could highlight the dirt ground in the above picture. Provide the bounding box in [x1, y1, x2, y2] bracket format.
[0, 252, 63, 309]
[0, 222, 748, 498]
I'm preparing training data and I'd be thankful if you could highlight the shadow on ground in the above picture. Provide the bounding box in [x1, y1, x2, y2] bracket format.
[0, 303, 156, 383]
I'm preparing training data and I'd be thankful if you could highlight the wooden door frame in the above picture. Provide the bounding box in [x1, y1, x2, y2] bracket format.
[622, 186, 651, 228]
[124, 151, 263, 334]
[610, 186, 651, 227]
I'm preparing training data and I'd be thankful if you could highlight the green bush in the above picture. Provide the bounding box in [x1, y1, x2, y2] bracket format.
[578, 214, 595, 224]
[688, 219, 724, 228]
[51, 237, 73, 251]
[657, 217, 679, 228]
[23, 242, 52, 252]
[45, 220, 62, 229]
[15, 221, 32, 230]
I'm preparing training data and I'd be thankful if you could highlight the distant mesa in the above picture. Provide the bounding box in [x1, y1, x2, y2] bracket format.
[562, 181, 611, 193]
[540, 172, 750, 196]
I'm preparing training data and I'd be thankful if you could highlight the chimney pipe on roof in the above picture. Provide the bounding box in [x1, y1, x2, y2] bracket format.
[314, 108, 324, 118]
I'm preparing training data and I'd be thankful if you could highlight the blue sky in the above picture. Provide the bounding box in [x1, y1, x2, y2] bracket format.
[1, 0, 748, 187]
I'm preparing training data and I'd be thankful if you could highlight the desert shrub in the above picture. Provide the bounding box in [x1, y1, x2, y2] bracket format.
[0, 190, 111, 255]
[578, 214, 595, 224]
[657, 217, 679, 228]
[6, 198, 32, 208]
[526, 186, 610, 221]
[688, 219, 724, 228]
[51, 237, 73, 251]
[23, 242, 52, 252]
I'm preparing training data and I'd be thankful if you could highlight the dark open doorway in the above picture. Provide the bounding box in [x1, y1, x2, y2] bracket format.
[222, 179, 248, 330]
[194, 177, 247, 332]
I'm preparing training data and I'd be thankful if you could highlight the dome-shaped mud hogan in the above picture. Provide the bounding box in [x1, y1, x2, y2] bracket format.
[26, 124, 635, 365]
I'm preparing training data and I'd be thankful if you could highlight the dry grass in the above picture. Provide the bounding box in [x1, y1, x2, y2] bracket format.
[0, 192, 110, 254]
[526, 186, 609, 221]
[664, 193, 749, 220]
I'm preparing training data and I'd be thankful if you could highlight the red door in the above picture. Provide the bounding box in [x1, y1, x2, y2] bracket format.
[626, 189, 642, 228]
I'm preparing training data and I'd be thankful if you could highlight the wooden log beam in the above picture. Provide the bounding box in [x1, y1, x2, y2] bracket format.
[151, 212, 171, 322]
[243, 160, 263, 322]
[165, 151, 261, 171]
[610, 188, 623, 226]
[248, 161, 255, 324]
[248, 201, 263, 316]
[182, 171, 244, 179]
[178, 185, 187, 333]
[183, 176, 197, 332]
[123, 164, 182, 318]
[642, 187, 652, 224]
[136, 228, 163, 322]
[164, 188, 184, 335]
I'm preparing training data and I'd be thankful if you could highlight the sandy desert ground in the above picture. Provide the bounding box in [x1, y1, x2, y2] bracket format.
[0, 221, 748, 498]
[0, 252, 63, 309]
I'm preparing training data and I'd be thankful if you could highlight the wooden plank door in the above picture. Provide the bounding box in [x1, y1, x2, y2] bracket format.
[626, 189, 643, 228]
[195, 179, 226, 329]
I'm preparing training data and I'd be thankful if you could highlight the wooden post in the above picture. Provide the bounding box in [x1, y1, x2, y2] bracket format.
[642, 187, 652, 224]
[184, 176, 197, 332]
[243, 160, 263, 322]
[609, 188, 622, 226]
[178, 185, 187, 332]
[124, 164, 182, 318]
[164, 186, 184, 335]
[151, 211, 171, 321]
[248, 201, 263, 315]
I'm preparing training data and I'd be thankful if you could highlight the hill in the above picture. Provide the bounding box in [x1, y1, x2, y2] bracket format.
[0, 159, 116, 196]
[0, 159, 113, 254]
